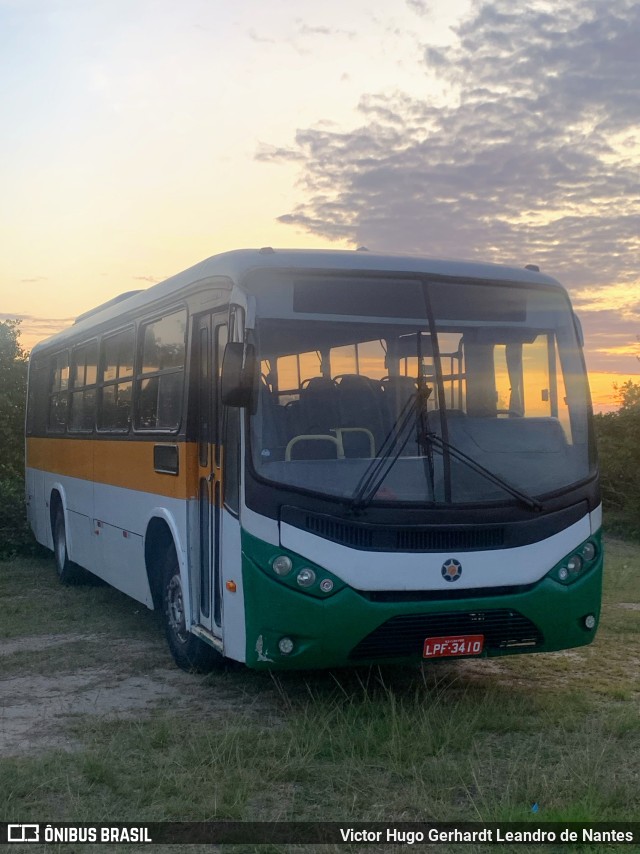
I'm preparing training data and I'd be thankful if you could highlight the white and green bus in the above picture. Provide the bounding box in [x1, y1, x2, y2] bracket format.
[25, 248, 602, 670]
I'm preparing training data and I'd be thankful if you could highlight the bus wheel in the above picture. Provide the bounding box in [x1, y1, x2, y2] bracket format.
[53, 506, 84, 584]
[162, 544, 221, 673]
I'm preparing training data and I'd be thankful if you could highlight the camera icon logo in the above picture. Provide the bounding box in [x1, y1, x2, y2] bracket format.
[8, 825, 40, 843]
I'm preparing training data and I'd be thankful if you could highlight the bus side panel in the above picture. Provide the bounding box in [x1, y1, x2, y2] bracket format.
[64, 472, 95, 567]
[67, 510, 96, 570]
[220, 511, 245, 663]
[47, 474, 95, 568]
[95, 521, 151, 606]
[25, 467, 47, 546]
[27, 438, 95, 553]
[93, 481, 186, 607]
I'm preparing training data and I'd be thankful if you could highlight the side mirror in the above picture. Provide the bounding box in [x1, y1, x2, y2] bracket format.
[221, 342, 256, 407]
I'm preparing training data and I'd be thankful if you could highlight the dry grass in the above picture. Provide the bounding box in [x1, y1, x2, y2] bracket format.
[0, 537, 638, 852]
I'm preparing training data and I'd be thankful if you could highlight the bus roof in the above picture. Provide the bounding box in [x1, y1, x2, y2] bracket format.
[31, 247, 563, 355]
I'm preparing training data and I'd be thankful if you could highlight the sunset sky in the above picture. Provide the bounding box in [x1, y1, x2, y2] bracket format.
[1, 0, 638, 410]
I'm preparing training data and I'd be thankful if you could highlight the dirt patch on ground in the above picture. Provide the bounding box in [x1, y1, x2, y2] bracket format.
[0, 633, 264, 757]
[0, 633, 92, 658]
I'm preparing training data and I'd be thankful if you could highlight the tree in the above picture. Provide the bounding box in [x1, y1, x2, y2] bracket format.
[594, 379, 640, 539]
[615, 379, 640, 413]
[0, 320, 28, 477]
[0, 320, 31, 556]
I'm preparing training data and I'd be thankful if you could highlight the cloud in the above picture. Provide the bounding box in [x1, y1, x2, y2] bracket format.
[262, 0, 640, 274]
[132, 275, 162, 283]
[295, 21, 356, 39]
[261, 0, 640, 377]
[406, 0, 432, 16]
[0, 313, 75, 328]
[0, 313, 75, 350]
[247, 29, 276, 44]
[577, 309, 640, 372]
[573, 282, 640, 315]
[256, 142, 305, 163]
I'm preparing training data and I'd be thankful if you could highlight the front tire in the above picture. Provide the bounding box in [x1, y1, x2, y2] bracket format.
[162, 543, 221, 673]
[53, 506, 84, 584]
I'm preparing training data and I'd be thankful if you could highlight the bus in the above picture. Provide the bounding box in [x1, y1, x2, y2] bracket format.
[25, 248, 602, 671]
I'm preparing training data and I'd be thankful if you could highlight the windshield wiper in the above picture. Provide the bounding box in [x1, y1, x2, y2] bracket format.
[425, 431, 544, 512]
[348, 387, 432, 512]
[348, 395, 543, 514]
[348, 378, 543, 513]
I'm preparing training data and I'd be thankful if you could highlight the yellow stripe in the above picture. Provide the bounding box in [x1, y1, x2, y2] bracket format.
[26, 437, 201, 500]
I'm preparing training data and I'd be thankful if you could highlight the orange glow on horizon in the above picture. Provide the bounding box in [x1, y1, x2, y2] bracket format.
[588, 371, 640, 413]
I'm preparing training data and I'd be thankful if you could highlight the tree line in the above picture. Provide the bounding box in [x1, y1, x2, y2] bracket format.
[593, 380, 640, 539]
[0, 319, 638, 558]
[0, 320, 32, 557]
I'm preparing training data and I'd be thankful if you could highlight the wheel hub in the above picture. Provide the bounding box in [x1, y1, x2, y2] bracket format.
[167, 575, 189, 643]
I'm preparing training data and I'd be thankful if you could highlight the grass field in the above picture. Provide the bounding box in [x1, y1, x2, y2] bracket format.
[0, 537, 639, 853]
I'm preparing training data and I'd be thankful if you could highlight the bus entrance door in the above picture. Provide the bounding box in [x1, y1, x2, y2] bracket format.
[196, 312, 228, 636]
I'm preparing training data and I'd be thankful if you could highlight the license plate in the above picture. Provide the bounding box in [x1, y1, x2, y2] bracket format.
[423, 634, 484, 658]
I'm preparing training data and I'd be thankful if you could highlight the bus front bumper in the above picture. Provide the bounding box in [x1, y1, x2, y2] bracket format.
[241, 545, 603, 671]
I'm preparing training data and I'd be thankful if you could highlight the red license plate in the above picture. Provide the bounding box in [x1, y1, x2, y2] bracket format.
[423, 635, 484, 658]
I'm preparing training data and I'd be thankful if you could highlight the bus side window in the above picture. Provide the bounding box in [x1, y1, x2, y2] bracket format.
[27, 358, 49, 435]
[135, 310, 187, 431]
[69, 340, 98, 433]
[98, 327, 135, 432]
[47, 351, 69, 432]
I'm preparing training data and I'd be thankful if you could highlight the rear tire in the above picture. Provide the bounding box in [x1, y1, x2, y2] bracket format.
[162, 543, 222, 673]
[53, 506, 84, 584]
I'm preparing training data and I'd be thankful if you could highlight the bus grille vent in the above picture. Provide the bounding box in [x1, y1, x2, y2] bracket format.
[281, 508, 505, 553]
[394, 527, 504, 550]
[349, 610, 543, 660]
[303, 514, 375, 548]
[361, 583, 536, 603]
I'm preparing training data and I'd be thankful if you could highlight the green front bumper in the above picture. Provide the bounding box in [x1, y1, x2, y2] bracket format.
[242, 533, 603, 671]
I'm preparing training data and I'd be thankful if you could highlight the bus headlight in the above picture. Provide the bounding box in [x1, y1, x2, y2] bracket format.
[258, 546, 343, 597]
[550, 537, 600, 585]
[272, 555, 293, 576]
[567, 555, 583, 575]
[584, 614, 596, 630]
[296, 568, 316, 588]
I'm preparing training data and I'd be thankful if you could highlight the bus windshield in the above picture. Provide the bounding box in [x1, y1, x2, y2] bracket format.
[249, 278, 593, 506]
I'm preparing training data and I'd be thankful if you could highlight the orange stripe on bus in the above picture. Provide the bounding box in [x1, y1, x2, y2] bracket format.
[26, 437, 202, 500]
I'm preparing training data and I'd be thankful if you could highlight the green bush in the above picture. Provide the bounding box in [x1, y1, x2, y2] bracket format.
[594, 381, 640, 539]
[0, 475, 35, 559]
[0, 320, 35, 559]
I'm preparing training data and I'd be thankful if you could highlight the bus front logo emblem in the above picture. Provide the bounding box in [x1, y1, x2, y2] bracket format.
[441, 559, 462, 582]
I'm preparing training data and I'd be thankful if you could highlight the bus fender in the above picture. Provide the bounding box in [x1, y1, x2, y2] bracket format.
[143, 509, 190, 616]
